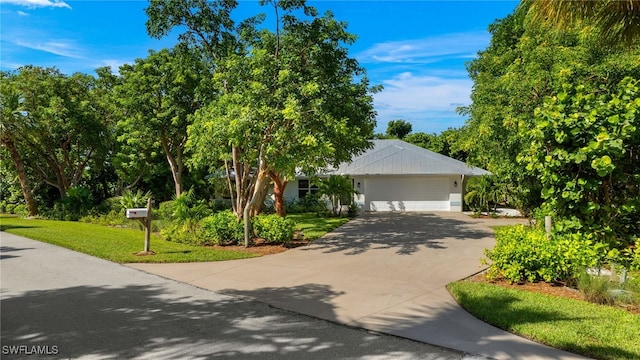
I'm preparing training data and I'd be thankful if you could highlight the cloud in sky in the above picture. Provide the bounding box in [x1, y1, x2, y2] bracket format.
[357, 31, 489, 64]
[373, 72, 472, 133]
[14, 38, 84, 59]
[0, 0, 71, 9]
[17, 10, 29, 16]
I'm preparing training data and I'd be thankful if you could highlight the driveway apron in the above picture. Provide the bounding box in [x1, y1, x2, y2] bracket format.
[130, 212, 588, 360]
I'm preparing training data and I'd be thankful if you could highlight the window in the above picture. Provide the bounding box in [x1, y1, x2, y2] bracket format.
[298, 179, 318, 198]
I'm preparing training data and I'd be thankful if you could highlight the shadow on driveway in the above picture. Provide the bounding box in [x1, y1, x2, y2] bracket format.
[305, 213, 494, 255]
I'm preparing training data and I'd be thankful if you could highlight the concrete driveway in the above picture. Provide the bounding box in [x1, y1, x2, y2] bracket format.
[130, 212, 587, 360]
[1, 232, 466, 359]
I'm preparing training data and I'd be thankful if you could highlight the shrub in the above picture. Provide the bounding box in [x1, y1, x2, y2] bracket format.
[13, 204, 28, 217]
[200, 210, 244, 245]
[6, 203, 16, 214]
[157, 201, 177, 221]
[485, 225, 607, 283]
[79, 209, 130, 227]
[253, 214, 295, 244]
[160, 223, 207, 246]
[0, 201, 6, 213]
[119, 189, 151, 209]
[286, 194, 326, 214]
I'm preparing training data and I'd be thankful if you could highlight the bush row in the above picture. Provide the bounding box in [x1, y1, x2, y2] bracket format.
[161, 211, 296, 246]
[484, 225, 609, 283]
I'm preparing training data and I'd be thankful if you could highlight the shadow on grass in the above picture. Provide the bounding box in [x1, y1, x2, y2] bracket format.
[0, 224, 38, 232]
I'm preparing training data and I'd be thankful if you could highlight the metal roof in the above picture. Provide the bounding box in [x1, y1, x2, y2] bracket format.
[333, 139, 490, 176]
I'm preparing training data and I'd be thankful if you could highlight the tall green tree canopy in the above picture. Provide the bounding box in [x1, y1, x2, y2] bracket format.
[115, 47, 209, 198]
[2, 67, 111, 200]
[459, 3, 640, 214]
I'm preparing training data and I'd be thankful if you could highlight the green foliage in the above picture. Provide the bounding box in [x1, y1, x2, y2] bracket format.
[252, 214, 295, 244]
[50, 185, 95, 221]
[13, 204, 28, 217]
[485, 225, 607, 283]
[200, 210, 244, 245]
[171, 189, 212, 223]
[520, 78, 640, 246]
[464, 175, 501, 214]
[160, 222, 207, 246]
[285, 194, 326, 214]
[119, 189, 151, 209]
[79, 209, 131, 227]
[385, 119, 412, 139]
[404, 128, 468, 161]
[460, 4, 640, 216]
[577, 272, 616, 305]
[157, 200, 177, 220]
[5, 203, 16, 214]
[317, 175, 355, 216]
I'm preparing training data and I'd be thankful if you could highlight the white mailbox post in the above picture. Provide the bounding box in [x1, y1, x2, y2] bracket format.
[126, 198, 153, 254]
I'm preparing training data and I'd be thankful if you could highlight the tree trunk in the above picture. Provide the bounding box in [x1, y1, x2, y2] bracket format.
[160, 135, 183, 198]
[269, 171, 287, 217]
[2, 137, 38, 216]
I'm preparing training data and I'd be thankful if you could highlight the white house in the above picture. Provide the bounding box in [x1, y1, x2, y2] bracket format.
[282, 139, 489, 212]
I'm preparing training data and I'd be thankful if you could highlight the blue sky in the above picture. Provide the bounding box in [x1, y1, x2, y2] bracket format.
[0, 0, 519, 134]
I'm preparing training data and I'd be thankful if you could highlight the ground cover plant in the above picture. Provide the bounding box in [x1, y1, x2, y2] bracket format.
[448, 280, 640, 360]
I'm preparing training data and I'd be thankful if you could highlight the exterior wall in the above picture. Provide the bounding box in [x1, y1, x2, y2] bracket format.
[449, 175, 464, 212]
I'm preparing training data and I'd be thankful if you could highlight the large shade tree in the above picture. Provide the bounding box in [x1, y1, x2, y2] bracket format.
[188, 0, 377, 247]
[2, 67, 111, 201]
[115, 47, 209, 198]
[0, 72, 38, 215]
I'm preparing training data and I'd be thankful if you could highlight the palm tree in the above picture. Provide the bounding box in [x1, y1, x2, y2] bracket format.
[0, 75, 38, 216]
[523, 0, 640, 47]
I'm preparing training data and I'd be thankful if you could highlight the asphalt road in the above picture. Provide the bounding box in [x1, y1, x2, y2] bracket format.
[0, 232, 478, 360]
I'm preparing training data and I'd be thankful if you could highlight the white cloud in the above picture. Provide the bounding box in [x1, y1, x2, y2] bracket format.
[373, 72, 472, 133]
[0, 0, 71, 9]
[17, 10, 29, 16]
[14, 38, 83, 59]
[358, 31, 489, 64]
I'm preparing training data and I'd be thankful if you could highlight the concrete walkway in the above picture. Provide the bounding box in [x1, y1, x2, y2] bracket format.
[131, 212, 589, 360]
[1, 232, 467, 359]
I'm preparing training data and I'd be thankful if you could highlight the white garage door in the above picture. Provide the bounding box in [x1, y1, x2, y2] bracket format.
[366, 176, 450, 212]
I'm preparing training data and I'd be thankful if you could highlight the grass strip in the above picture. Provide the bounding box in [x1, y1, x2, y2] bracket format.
[1, 215, 258, 263]
[287, 213, 350, 240]
[448, 280, 640, 360]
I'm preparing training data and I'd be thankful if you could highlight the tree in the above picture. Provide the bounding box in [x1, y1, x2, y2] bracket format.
[385, 119, 412, 139]
[5, 67, 110, 200]
[0, 72, 38, 215]
[459, 4, 640, 215]
[187, 0, 377, 246]
[115, 47, 208, 198]
[519, 78, 640, 246]
[523, 0, 640, 47]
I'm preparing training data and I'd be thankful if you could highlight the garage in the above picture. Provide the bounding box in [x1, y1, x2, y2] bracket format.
[364, 176, 450, 212]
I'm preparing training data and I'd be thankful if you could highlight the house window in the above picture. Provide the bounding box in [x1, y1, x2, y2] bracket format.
[298, 179, 318, 198]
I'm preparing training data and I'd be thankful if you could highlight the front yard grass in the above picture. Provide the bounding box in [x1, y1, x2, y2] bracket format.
[448, 280, 640, 360]
[1, 215, 258, 263]
[287, 213, 350, 240]
[1, 213, 350, 263]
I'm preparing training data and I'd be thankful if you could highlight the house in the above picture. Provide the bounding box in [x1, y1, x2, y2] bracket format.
[282, 139, 489, 212]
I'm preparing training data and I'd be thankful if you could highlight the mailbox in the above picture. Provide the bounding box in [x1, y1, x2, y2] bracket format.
[126, 208, 148, 219]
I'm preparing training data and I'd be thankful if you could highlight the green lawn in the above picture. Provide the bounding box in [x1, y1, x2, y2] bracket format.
[1, 215, 258, 263]
[287, 213, 350, 240]
[1, 213, 350, 263]
[448, 280, 640, 360]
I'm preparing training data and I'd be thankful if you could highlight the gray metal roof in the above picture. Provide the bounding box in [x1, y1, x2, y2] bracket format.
[333, 139, 489, 176]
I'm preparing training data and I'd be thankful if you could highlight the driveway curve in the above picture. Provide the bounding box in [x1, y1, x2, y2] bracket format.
[130, 212, 587, 360]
